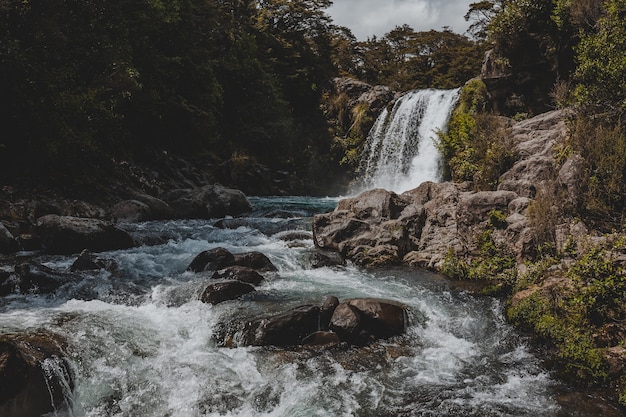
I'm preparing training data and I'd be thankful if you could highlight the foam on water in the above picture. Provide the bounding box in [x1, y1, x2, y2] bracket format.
[0, 197, 617, 416]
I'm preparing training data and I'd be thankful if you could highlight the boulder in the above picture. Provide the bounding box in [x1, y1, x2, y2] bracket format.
[200, 281, 256, 305]
[320, 295, 340, 330]
[187, 247, 236, 273]
[329, 299, 408, 345]
[251, 305, 320, 346]
[13, 262, 75, 294]
[0, 270, 15, 297]
[0, 223, 18, 254]
[36, 215, 134, 255]
[336, 188, 410, 221]
[0, 333, 74, 417]
[313, 188, 425, 266]
[211, 266, 264, 285]
[309, 251, 345, 269]
[110, 200, 152, 223]
[161, 184, 252, 219]
[232, 252, 277, 272]
[70, 249, 117, 272]
[130, 193, 175, 220]
[328, 303, 362, 343]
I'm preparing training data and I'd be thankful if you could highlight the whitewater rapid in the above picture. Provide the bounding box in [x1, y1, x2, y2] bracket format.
[0, 197, 622, 416]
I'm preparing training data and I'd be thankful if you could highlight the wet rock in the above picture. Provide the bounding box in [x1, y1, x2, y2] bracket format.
[15, 234, 42, 251]
[0, 223, 18, 254]
[329, 303, 362, 344]
[70, 249, 117, 272]
[302, 331, 341, 347]
[310, 250, 345, 269]
[161, 184, 252, 219]
[251, 305, 321, 346]
[0, 332, 74, 417]
[188, 247, 236, 272]
[211, 266, 264, 285]
[14, 262, 75, 294]
[130, 193, 175, 220]
[346, 299, 408, 338]
[233, 252, 277, 272]
[320, 296, 340, 330]
[330, 299, 408, 345]
[0, 270, 15, 296]
[200, 281, 256, 305]
[36, 214, 134, 255]
[111, 199, 152, 223]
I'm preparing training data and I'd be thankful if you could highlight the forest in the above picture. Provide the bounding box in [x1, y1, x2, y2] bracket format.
[0, 0, 482, 195]
[0, 0, 625, 213]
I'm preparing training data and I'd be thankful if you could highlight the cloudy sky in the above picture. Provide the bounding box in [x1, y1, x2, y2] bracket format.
[326, 0, 475, 40]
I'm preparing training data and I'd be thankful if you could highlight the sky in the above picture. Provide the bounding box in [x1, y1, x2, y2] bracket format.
[326, 0, 476, 40]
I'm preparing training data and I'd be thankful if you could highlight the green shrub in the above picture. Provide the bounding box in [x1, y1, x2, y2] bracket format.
[438, 80, 513, 190]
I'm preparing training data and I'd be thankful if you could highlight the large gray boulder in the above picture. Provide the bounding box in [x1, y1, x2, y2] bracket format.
[36, 215, 134, 255]
[329, 299, 408, 345]
[161, 184, 252, 219]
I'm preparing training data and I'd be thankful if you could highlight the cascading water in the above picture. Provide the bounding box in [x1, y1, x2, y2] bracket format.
[357, 88, 460, 194]
[0, 197, 621, 416]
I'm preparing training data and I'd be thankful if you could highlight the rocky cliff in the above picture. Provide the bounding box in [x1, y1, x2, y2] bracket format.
[314, 109, 577, 269]
[312, 108, 626, 401]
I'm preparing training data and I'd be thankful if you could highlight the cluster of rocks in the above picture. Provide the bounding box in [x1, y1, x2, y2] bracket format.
[0, 250, 117, 296]
[218, 296, 408, 348]
[0, 184, 252, 255]
[187, 247, 277, 305]
[185, 246, 409, 348]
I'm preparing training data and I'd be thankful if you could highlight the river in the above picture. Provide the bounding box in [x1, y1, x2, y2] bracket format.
[0, 196, 623, 416]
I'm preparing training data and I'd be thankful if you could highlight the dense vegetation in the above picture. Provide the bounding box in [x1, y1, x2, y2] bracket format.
[0, 0, 484, 194]
[441, 0, 626, 223]
[437, 0, 626, 403]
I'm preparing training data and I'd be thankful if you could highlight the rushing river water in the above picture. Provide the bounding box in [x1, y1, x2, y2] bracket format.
[0, 196, 623, 416]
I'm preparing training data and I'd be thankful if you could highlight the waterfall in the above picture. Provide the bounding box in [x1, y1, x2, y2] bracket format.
[357, 88, 460, 194]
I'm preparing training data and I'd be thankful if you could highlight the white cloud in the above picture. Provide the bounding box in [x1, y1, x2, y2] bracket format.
[326, 0, 473, 40]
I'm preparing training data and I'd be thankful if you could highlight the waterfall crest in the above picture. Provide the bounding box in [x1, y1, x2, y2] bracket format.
[356, 88, 460, 194]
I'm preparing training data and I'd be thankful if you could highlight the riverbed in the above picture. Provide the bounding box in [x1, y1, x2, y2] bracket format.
[0, 196, 623, 416]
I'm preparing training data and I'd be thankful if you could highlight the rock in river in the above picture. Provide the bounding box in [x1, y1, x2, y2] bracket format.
[36, 214, 134, 255]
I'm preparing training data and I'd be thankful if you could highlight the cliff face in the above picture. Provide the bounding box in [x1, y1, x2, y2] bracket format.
[313, 109, 578, 268]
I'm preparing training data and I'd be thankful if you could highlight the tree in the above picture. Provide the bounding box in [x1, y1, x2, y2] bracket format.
[575, 0, 626, 119]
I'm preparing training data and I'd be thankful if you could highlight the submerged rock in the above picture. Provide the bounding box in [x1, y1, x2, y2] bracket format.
[0, 333, 74, 417]
[36, 214, 134, 255]
[6, 262, 76, 294]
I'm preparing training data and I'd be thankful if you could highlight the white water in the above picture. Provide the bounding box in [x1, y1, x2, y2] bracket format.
[357, 88, 460, 194]
[0, 197, 621, 416]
